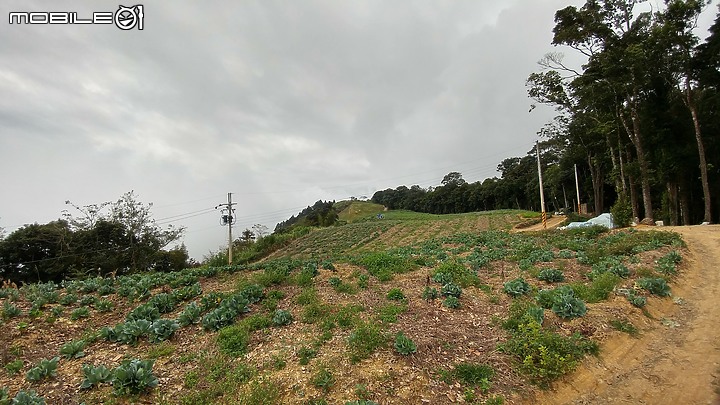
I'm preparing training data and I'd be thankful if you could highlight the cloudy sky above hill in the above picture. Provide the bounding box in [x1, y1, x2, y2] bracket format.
[1, 1, 716, 259]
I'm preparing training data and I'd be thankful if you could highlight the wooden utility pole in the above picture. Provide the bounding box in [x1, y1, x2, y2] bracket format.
[216, 193, 237, 265]
[536, 141, 547, 229]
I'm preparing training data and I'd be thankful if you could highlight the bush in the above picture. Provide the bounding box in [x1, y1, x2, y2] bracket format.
[610, 194, 632, 228]
[112, 359, 158, 396]
[394, 332, 417, 355]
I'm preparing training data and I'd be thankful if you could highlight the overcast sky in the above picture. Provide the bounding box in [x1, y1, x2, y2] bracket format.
[1, 1, 717, 259]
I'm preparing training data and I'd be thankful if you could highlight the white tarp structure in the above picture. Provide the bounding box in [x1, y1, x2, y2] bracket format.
[560, 213, 615, 230]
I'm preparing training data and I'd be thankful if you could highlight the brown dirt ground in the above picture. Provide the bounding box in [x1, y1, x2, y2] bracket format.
[529, 225, 720, 405]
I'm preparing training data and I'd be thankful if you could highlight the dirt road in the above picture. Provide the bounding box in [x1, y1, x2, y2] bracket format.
[531, 225, 720, 405]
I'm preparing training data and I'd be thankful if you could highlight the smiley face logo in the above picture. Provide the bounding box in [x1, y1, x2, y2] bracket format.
[114, 5, 144, 30]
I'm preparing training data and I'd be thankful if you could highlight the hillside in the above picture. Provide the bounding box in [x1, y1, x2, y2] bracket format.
[1, 208, 715, 405]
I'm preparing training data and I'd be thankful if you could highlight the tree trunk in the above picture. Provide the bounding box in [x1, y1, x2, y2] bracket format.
[620, 97, 653, 222]
[667, 182, 679, 226]
[685, 80, 712, 223]
[588, 155, 604, 214]
[679, 185, 691, 226]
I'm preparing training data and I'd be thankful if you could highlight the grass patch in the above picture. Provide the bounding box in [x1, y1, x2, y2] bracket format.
[347, 321, 387, 363]
[375, 304, 407, 324]
[147, 342, 175, 359]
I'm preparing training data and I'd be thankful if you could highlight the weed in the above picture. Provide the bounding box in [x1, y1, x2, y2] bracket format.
[347, 321, 387, 363]
[302, 303, 331, 324]
[297, 288, 320, 306]
[422, 287, 439, 301]
[312, 364, 335, 391]
[376, 304, 406, 323]
[238, 378, 279, 405]
[499, 320, 597, 387]
[217, 324, 250, 357]
[357, 274, 370, 289]
[386, 288, 406, 301]
[298, 346, 318, 365]
[147, 342, 176, 359]
[610, 319, 639, 337]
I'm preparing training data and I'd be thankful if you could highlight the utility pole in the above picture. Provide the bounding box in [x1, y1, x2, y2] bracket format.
[536, 141, 547, 229]
[216, 193, 237, 265]
[574, 164, 581, 214]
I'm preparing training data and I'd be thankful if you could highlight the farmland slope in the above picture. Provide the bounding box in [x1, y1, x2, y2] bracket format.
[531, 225, 720, 405]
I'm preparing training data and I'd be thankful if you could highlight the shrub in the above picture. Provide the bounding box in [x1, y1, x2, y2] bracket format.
[503, 278, 530, 297]
[25, 357, 59, 382]
[272, 309, 293, 326]
[537, 268, 564, 283]
[79, 364, 112, 389]
[112, 359, 158, 396]
[637, 278, 671, 297]
[394, 332, 417, 355]
[610, 194, 632, 228]
[59, 340, 86, 359]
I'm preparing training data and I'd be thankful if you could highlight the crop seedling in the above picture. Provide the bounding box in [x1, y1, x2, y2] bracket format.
[79, 364, 112, 389]
[503, 278, 530, 297]
[637, 277, 671, 297]
[394, 332, 417, 355]
[126, 303, 160, 322]
[8, 390, 45, 405]
[59, 340, 86, 359]
[2, 302, 22, 319]
[272, 309, 293, 326]
[150, 319, 180, 342]
[441, 282, 462, 298]
[537, 268, 564, 283]
[112, 359, 159, 396]
[148, 293, 177, 314]
[25, 357, 59, 382]
[177, 301, 202, 326]
[95, 299, 114, 313]
[5, 359, 23, 375]
[551, 294, 587, 319]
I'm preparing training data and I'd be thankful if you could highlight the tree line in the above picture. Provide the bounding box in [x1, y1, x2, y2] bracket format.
[0, 191, 187, 284]
[375, 1, 719, 224]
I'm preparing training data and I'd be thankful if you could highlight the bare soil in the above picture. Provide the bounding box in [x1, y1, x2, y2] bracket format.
[529, 225, 720, 405]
